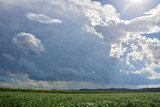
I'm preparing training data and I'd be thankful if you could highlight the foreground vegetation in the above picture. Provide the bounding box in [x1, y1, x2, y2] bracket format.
[0, 89, 160, 107]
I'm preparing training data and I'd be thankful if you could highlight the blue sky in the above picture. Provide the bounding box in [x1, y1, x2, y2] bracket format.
[0, 0, 160, 89]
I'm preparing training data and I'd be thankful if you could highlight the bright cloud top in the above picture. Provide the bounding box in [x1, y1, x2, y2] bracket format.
[84, 3, 160, 79]
[125, 4, 160, 34]
[105, 6, 160, 79]
[26, 13, 62, 24]
[12, 32, 45, 55]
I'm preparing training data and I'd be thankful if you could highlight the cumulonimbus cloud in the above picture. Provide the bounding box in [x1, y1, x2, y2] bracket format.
[0, 0, 160, 89]
[12, 32, 45, 55]
[26, 13, 62, 24]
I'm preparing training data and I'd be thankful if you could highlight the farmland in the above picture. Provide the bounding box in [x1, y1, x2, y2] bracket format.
[0, 89, 160, 107]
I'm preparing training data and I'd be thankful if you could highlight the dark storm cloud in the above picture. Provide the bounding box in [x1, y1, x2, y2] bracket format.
[0, 52, 113, 83]
[0, 79, 5, 82]
[0, 0, 116, 84]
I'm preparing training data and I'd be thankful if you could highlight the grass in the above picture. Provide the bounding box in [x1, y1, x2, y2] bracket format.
[0, 91, 160, 107]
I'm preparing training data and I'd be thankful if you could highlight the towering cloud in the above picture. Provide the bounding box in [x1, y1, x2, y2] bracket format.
[83, 2, 160, 80]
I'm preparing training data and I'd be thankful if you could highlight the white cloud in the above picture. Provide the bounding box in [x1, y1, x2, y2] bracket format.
[125, 13, 160, 34]
[12, 32, 45, 55]
[83, 25, 103, 38]
[26, 13, 62, 24]
[110, 43, 127, 59]
[82, 3, 160, 80]
[109, 33, 160, 79]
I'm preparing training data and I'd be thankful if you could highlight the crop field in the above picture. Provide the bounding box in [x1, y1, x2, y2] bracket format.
[0, 91, 160, 107]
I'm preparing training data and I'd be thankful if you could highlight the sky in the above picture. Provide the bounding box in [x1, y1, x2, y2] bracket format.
[0, 0, 160, 90]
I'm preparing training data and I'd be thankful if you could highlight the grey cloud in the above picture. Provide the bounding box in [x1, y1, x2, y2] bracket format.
[0, 79, 5, 82]
[1, 72, 159, 89]
[0, 73, 107, 89]
[0, 52, 108, 83]
[2, 53, 15, 62]
[53, 67, 102, 82]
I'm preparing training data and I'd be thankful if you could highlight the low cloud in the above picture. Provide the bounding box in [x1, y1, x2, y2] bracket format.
[0, 53, 102, 82]
[12, 32, 45, 55]
[0, 73, 106, 89]
[26, 13, 62, 24]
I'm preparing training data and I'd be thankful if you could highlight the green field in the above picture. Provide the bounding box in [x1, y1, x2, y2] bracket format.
[0, 91, 160, 107]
